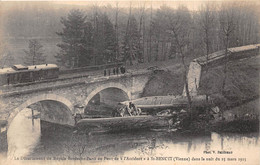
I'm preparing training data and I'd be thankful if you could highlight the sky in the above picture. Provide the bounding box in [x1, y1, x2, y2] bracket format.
[0, 0, 259, 12]
[52, 0, 225, 11]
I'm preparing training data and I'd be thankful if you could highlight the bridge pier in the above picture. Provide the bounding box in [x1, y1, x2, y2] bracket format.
[38, 101, 75, 126]
[131, 91, 143, 100]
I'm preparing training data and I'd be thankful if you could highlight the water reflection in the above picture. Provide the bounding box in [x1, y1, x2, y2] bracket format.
[6, 108, 260, 164]
[7, 108, 41, 159]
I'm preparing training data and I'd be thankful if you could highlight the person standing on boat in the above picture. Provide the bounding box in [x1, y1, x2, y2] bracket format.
[113, 67, 116, 75]
[122, 66, 126, 74]
[130, 102, 141, 116]
[128, 102, 141, 116]
[120, 66, 126, 74]
[74, 113, 82, 125]
[126, 102, 134, 116]
[116, 67, 119, 75]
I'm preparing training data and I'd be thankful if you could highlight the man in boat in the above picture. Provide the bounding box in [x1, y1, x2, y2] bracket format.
[113, 102, 141, 117]
[113, 67, 116, 75]
[128, 102, 141, 116]
[74, 113, 83, 124]
[116, 67, 119, 75]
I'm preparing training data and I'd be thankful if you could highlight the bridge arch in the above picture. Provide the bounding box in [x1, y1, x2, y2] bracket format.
[7, 94, 74, 129]
[84, 82, 131, 107]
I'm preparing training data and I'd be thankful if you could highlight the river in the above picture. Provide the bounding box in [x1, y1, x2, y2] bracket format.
[3, 108, 260, 165]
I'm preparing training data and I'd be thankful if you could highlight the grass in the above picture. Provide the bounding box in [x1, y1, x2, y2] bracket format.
[199, 55, 260, 107]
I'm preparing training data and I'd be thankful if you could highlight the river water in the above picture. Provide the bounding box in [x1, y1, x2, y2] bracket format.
[3, 108, 260, 164]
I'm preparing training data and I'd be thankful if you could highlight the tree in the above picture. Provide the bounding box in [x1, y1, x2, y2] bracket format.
[199, 3, 215, 70]
[0, 41, 14, 67]
[152, 5, 174, 61]
[115, 2, 119, 61]
[23, 39, 46, 65]
[219, 3, 236, 94]
[148, 3, 153, 62]
[167, 6, 192, 113]
[92, 13, 117, 65]
[230, 3, 259, 47]
[56, 9, 86, 68]
[138, 3, 145, 63]
[103, 14, 117, 63]
[80, 22, 94, 67]
[122, 15, 140, 65]
[199, 2, 215, 101]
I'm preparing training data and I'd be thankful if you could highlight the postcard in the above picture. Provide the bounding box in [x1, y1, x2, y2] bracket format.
[0, 1, 259, 165]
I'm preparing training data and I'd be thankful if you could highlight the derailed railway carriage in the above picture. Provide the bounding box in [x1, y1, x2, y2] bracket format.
[0, 64, 59, 86]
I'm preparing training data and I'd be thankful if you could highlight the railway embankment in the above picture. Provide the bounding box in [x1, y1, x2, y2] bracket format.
[141, 55, 260, 133]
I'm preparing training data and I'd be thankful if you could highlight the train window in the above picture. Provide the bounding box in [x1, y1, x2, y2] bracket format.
[14, 74, 18, 82]
[9, 74, 14, 83]
[18, 73, 22, 82]
[48, 70, 53, 76]
[46, 71, 50, 77]
[30, 72, 33, 81]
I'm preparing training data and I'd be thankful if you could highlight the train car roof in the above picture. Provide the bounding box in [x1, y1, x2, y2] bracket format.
[228, 45, 258, 53]
[27, 64, 58, 70]
[0, 64, 58, 74]
[0, 67, 15, 74]
[12, 64, 28, 70]
[194, 44, 259, 66]
[194, 50, 226, 66]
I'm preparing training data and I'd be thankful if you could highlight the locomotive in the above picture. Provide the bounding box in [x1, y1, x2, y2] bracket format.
[0, 64, 59, 86]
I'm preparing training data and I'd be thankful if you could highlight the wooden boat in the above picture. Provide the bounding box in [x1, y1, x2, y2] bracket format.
[76, 114, 175, 132]
[119, 95, 212, 112]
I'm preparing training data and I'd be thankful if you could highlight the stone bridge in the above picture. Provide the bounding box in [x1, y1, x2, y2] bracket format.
[0, 69, 153, 131]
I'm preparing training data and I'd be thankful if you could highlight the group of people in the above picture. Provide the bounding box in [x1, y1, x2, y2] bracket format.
[113, 102, 142, 117]
[104, 66, 126, 76]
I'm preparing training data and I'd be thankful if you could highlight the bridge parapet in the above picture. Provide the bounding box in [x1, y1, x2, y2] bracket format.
[0, 69, 152, 97]
[0, 68, 153, 129]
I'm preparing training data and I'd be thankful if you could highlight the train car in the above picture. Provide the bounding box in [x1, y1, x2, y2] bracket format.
[0, 64, 59, 86]
[228, 44, 259, 61]
[59, 62, 124, 75]
[194, 44, 260, 68]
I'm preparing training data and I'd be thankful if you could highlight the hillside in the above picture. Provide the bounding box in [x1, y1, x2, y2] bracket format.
[199, 55, 260, 107]
[142, 54, 260, 114]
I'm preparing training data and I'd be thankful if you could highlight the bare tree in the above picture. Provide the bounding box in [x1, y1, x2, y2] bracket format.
[0, 41, 14, 67]
[219, 3, 236, 94]
[167, 6, 192, 112]
[152, 6, 174, 61]
[231, 2, 259, 46]
[92, 3, 99, 65]
[122, 2, 141, 66]
[24, 39, 46, 65]
[199, 2, 215, 101]
[115, 2, 119, 61]
[138, 2, 145, 63]
[148, 3, 153, 63]
[200, 2, 215, 72]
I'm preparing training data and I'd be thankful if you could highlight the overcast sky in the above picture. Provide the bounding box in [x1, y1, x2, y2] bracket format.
[52, 0, 222, 11]
[1, 0, 259, 12]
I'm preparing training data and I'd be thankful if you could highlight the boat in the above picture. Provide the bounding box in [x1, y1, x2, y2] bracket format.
[75, 94, 216, 133]
[76, 114, 176, 133]
[119, 95, 213, 112]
